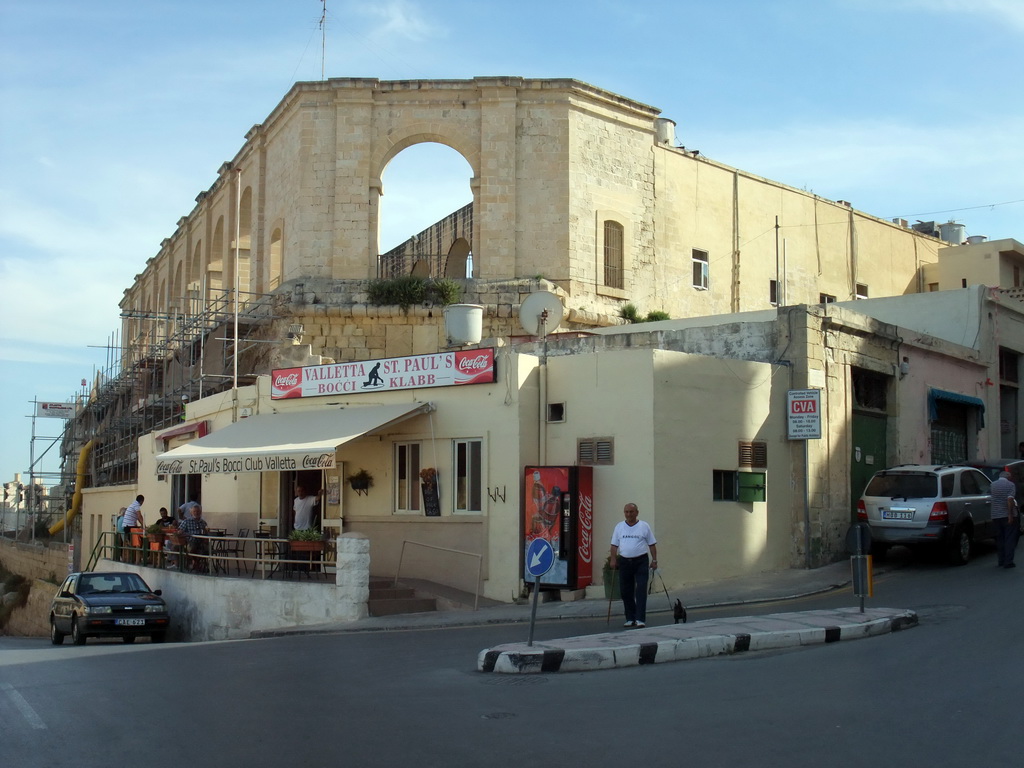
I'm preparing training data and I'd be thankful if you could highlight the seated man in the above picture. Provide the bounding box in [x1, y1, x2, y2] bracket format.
[177, 504, 210, 572]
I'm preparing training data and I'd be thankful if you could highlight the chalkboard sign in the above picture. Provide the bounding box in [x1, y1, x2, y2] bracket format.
[422, 479, 441, 517]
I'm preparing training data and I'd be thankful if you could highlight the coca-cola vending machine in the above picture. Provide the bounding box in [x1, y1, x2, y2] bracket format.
[522, 466, 594, 589]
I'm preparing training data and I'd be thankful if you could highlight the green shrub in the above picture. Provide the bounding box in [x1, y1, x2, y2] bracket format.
[620, 303, 641, 323]
[367, 277, 463, 310]
[620, 303, 670, 323]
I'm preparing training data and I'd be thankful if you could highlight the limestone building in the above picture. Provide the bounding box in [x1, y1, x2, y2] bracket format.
[61, 77, 1020, 609]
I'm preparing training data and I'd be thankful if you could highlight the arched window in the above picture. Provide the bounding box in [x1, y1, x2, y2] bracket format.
[603, 220, 624, 289]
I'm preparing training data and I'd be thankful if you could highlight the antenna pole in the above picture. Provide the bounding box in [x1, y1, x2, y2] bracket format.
[320, 1, 327, 81]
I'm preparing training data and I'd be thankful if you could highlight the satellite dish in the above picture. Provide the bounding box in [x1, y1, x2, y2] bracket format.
[518, 291, 564, 337]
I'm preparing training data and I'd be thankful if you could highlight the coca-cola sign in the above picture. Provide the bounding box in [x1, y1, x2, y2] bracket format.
[272, 349, 496, 399]
[578, 492, 594, 564]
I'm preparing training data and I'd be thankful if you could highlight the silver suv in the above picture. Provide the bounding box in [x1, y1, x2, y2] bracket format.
[857, 464, 993, 565]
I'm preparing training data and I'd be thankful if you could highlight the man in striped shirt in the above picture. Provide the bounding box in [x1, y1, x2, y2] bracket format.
[991, 471, 1017, 569]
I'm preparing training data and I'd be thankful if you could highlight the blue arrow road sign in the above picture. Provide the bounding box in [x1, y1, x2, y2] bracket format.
[526, 538, 555, 577]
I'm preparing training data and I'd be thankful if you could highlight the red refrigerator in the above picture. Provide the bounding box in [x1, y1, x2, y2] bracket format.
[522, 466, 594, 589]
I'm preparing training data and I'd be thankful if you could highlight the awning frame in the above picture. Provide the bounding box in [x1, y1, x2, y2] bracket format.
[155, 402, 433, 475]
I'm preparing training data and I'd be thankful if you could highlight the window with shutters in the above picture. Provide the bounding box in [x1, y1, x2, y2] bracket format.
[577, 437, 614, 466]
[738, 441, 768, 468]
[713, 470, 767, 502]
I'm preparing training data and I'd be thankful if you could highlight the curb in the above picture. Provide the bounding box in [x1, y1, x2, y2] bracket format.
[477, 607, 918, 674]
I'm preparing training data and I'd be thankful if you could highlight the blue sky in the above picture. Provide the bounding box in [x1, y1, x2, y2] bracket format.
[1, 0, 1022, 486]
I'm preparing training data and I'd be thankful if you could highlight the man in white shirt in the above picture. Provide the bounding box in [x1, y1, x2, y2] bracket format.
[609, 502, 658, 628]
[292, 485, 318, 531]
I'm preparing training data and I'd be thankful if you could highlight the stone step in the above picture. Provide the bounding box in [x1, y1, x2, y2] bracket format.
[368, 586, 417, 601]
[368, 596, 438, 617]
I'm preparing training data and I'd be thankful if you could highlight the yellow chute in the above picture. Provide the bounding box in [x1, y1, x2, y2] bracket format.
[48, 439, 95, 535]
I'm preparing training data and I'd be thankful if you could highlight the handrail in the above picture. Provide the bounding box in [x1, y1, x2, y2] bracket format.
[393, 540, 483, 611]
[86, 531, 335, 580]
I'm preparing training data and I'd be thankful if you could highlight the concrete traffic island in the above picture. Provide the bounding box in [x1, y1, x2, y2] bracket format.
[477, 607, 918, 674]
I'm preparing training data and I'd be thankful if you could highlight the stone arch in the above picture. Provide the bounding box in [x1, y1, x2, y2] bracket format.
[171, 262, 183, 313]
[373, 131, 480, 183]
[237, 186, 253, 296]
[211, 217, 225, 294]
[370, 130, 478, 277]
[445, 238, 472, 278]
[268, 224, 284, 291]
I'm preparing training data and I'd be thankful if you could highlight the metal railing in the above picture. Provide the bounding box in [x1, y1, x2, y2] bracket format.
[393, 540, 483, 611]
[84, 530, 336, 581]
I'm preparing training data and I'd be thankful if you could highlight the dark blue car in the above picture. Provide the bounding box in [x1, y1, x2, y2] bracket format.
[50, 571, 170, 645]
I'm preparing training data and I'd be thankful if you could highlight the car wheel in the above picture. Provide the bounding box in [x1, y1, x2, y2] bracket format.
[49, 616, 65, 645]
[122, 635, 136, 644]
[948, 527, 972, 566]
[151, 632, 166, 644]
[71, 617, 86, 646]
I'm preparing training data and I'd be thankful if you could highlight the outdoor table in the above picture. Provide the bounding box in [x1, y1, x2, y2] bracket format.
[254, 535, 287, 579]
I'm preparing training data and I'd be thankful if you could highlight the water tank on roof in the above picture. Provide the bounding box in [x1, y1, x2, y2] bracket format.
[444, 304, 483, 346]
[939, 221, 966, 245]
[654, 118, 676, 147]
[966, 235, 988, 245]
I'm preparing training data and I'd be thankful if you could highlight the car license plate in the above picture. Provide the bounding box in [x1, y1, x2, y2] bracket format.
[882, 509, 914, 520]
[115, 618, 146, 626]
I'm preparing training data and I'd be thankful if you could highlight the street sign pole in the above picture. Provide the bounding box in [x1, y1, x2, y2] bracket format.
[527, 574, 541, 647]
[525, 538, 555, 647]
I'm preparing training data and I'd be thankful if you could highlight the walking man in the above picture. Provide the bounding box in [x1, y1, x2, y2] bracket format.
[991, 470, 1018, 569]
[609, 502, 658, 628]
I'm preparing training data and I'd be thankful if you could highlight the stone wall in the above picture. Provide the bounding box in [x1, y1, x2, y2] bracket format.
[0, 538, 71, 583]
[269, 277, 622, 369]
[4, 579, 59, 637]
[91, 534, 370, 641]
[0, 538, 71, 637]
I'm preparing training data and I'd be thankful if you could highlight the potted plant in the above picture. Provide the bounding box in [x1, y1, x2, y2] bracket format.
[145, 521, 166, 548]
[288, 527, 325, 551]
[347, 468, 373, 495]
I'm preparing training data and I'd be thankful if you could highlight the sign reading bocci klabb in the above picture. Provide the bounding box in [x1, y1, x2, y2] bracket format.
[271, 349, 497, 400]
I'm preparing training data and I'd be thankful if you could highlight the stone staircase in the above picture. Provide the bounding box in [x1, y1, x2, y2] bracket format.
[368, 578, 438, 617]
[367, 577, 505, 617]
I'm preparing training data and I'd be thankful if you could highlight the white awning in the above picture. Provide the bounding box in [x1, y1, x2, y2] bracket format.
[154, 402, 432, 475]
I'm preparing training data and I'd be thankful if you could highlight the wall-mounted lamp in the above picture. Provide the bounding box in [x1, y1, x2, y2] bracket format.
[898, 357, 910, 379]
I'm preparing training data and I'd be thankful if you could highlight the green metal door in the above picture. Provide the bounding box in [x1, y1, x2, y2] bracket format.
[851, 411, 887, 522]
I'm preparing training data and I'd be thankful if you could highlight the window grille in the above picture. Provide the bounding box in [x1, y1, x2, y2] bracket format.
[603, 221, 624, 289]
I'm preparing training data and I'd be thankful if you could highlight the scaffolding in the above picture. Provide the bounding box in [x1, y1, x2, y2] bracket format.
[61, 288, 281, 491]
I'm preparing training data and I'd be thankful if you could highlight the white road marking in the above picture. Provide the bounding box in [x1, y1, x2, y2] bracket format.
[1, 682, 47, 729]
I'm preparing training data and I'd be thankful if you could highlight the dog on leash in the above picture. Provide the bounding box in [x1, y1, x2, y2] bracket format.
[673, 598, 687, 624]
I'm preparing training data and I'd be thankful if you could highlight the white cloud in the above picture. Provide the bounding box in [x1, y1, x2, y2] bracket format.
[845, 0, 1024, 31]
[349, 0, 444, 42]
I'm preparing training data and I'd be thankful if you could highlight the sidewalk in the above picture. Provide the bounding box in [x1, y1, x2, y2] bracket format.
[478, 606, 917, 673]
[253, 559, 915, 654]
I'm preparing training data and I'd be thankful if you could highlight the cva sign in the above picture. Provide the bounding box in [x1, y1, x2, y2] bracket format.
[787, 389, 822, 440]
